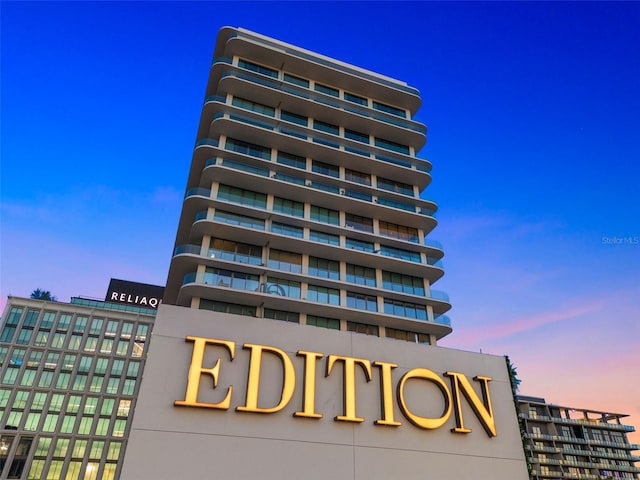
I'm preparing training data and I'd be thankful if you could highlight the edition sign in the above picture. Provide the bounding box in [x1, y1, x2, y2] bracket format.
[174, 336, 497, 437]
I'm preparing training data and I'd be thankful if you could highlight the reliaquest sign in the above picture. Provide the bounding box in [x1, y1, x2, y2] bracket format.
[105, 278, 164, 309]
[174, 335, 497, 437]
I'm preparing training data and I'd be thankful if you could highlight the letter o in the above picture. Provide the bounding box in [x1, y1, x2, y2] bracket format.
[397, 368, 452, 429]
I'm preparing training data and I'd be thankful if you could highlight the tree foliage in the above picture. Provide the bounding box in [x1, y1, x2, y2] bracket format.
[30, 289, 57, 302]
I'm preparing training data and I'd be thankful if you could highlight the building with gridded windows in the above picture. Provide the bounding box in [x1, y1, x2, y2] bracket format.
[0, 294, 155, 480]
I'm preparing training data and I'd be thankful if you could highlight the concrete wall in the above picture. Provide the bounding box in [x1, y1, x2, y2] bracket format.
[121, 304, 529, 480]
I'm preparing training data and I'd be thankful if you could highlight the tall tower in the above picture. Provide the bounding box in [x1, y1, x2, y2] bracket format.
[164, 27, 452, 345]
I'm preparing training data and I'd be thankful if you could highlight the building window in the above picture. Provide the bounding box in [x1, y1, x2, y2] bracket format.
[372, 101, 406, 118]
[379, 245, 421, 263]
[345, 169, 371, 185]
[225, 137, 271, 160]
[344, 92, 367, 105]
[209, 239, 262, 265]
[383, 299, 427, 321]
[214, 210, 265, 231]
[379, 221, 419, 243]
[308, 257, 340, 280]
[263, 309, 299, 323]
[347, 321, 378, 336]
[5, 307, 23, 326]
[307, 285, 339, 305]
[217, 185, 267, 209]
[203, 267, 260, 292]
[386, 328, 429, 344]
[273, 197, 304, 217]
[313, 119, 339, 136]
[345, 264, 376, 287]
[283, 73, 309, 88]
[231, 96, 275, 116]
[314, 83, 339, 97]
[345, 213, 373, 233]
[271, 222, 303, 238]
[309, 230, 340, 246]
[23, 310, 39, 327]
[377, 177, 414, 196]
[310, 205, 339, 225]
[237, 59, 278, 78]
[268, 249, 302, 273]
[264, 277, 301, 298]
[344, 129, 369, 144]
[277, 151, 306, 169]
[346, 292, 378, 312]
[306, 315, 340, 330]
[312, 160, 339, 178]
[280, 110, 307, 126]
[382, 271, 425, 295]
[374, 137, 410, 155]
[345, 238, 374, 252]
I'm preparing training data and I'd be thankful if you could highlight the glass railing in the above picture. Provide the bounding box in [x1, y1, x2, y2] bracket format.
[377, 197, 416, 213]
[183, 272, 197, 285]
[424, 238, 444, 250]
[211, 57, 233, 66]
[204, 95, 226, 104]
[427, 258, 444, 268]
[174, 245, 201, 255]
[185, 187, 211, 198]
[195, 138, 219, 148]
[433, 315, 451, 327]
[221, 159, 270, 177]
[195, 210, 208, 221]
[429, 290, 450, 302]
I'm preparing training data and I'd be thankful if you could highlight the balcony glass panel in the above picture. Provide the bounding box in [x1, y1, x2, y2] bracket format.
[213, 210, 265, 230]
[209, 239, 262, 265]
[379, 245, 421, 263]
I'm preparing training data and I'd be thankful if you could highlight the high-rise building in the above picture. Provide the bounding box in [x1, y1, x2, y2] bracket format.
[121, 27, 529, 480]
[0, 283, 158, 480]
[164, 26, 452, 345]
[517, 395, 640, 479]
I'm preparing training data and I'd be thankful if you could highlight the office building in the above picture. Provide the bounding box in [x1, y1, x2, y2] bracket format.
[0, 281, 158, 480]
[163, 26, 452, 345]
[121, 27, 529, 480]
[518, 395, 640, 479]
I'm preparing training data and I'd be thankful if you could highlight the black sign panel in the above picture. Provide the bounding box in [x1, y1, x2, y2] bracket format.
[105, 279, 165, 309]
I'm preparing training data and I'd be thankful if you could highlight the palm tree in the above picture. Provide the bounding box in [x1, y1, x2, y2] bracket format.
[30, 289, 57, 302]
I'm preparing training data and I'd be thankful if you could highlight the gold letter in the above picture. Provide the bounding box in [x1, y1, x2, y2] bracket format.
[294, 350, 323, 419]
[174, 336, 235, 409]
[397, 368, 452, 429]
[237, 343, 295, 414]
[373, 361, 401, 426]
[445, 372, 496, 437]
[326, 355, 372, 422]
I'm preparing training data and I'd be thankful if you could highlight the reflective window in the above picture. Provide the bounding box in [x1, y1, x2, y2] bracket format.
[217, 184, 267, 209]
[308, 257, 340, 280]
[280, 110, 307, 126]
[310, 206, 339, 225]
[307, 285, 340, 305]
[345, 213, 373, 233]
[312, 160, 339, 178]
[306, 315, 340, 330]
[377, 177, 414, 196]
[347, 321, 379, 336]
[345, 169, 371, 185]
[232, 96, 275, 116]
[273, 197, 304, 217]
[264, 277, 301, 298]
[271, 222, 303, 238]
[283, 73, 309, 87]
[346, 292, 378, 312]
[268, 249, 302, 273]
[344, 92, 367, 105]
[309, 230, 340, 245]
[345, 264, 376, 287]
[379, 221, 419, 243]
[263, 309, 299, 323]
[238, 59, 278, 78]
[314, 83, 339, 97]
[383, 299, 428, 321]
[382, 271, 425, 295]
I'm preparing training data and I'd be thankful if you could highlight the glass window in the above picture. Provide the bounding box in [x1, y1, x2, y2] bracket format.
[386, 327, 430, 344]
[383, 299, 428, 321]
[27, 349, 43, 366]
[84, 337, 98, 352]
[56, 373, 71, 389]
[313, 119, 339, 135]
[373, 100, 406, 118]
[280, 110, 307, 126]
[95, 357, 109, 374]
[106, 442, 121, 461]
[40, 311, 56, 329]
[268, 249, 302, 273]
[310, 205, 339, 225]
[89, 376, 104, 393]
[100, 338, 114, 354]
[238, 59, 278, 78]
[120, 323, 133, 339]
[53, 438, 70, 458]
[68, 334, 82, 351]
[66, 395, 82, 413]
[122, 379, 136, 396]
[20, 369, 36, 387]
[214, 210, 265, 230]
[50, 333, 66, 349]
[273, 197, 304, 217]
[382, 271, 425, 295]
[217, 184, 267, 209]
[78, 355, 93, 372]
[0, 326, 16, 343]
[379, 245, 421, 263]
[308, 257, 340, 280]
[271, 222, 303, 238]
[344, 129, 369, 144]
[347, 321, 379, 336]
[225, 137, 272, 160]
[277, 151, 306, 169]
[346, 292, 378, 312]
[13, 390, 29, 408]
[84, 397, 99, 415]
[42, 414, 59, 432]
[379, 221, 419, 243]
[32, 392, 47, 411]
[112, 419, 127, 437]
[126, 362, 140, 378]
[106, 377, 120, 394]
[345, 213, 373, 233]
[312, 160, 339, 178]
[73, 316, 88, 333]
[6, 307, 23, 326]
[309, 230, 340, 245]
[56, 313, 71, 331]
[377, 177, 414, 196]
[10, 348, 27, 365]
[24, 412, 40, 431]
[78, 416, 93, 435]
[314, 83, 339, 97]
[71, 439, 87, 458]
[198, 300, 257, 317]
[23, 309, 39, 327]
[2, 367, 19, 385]
[345, 169, 371, 185]
[263, 309, 299, 323]
[264, 277, 301, 298]
[345, 264, 376, 286]
[72, 374, 88, 391]
[89, 318, 103, 335]
[307, 285, 340, 305]
[345, 238, 374, 252]
[283, 72, 309, 87]
[89, 440, 105, 459]
[232, 96, 275, 116]
[60, 414, 76, 433]
[105, 320, 119, 337]
[210, 239, 263, 265]
[203, 267, 260, 292]
[306, 315, 340, 330]
[344, 92, 367, 105]
[374, 137, 410, 155]
[38, 371, 53, 388]
[16, 328, 33, 345]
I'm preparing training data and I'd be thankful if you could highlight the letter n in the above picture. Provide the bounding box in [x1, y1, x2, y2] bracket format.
[445, 372, 496, 437]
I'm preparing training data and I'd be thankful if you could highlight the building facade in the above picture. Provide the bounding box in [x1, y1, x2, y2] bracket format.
[120, 27, 530, 480]
[0, 296, 155, 480]
[518, 395, 640, 479]
[164, 26, 451, 345]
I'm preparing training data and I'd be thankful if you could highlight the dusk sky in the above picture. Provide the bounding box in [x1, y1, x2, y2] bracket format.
[2, 2, 639, 442]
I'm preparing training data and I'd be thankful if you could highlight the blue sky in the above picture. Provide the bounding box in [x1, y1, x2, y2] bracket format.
[2, 2, 639, 439]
